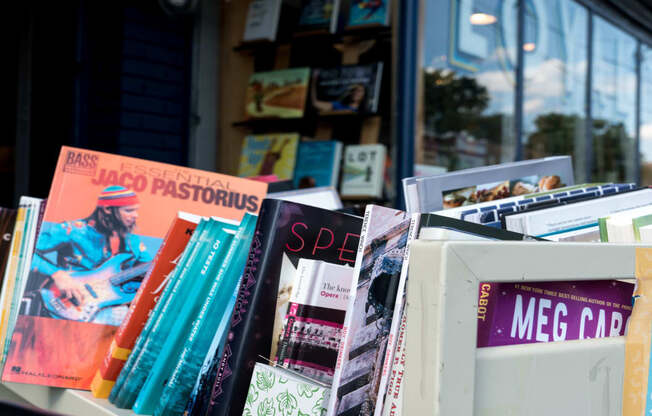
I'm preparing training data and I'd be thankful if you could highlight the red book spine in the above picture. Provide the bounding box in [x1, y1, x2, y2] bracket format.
[91, 214, 197, 397]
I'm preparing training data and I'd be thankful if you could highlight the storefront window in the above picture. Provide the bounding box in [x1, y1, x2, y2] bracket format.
[522, 0, 588, 182]
[591, 16, 637, 182]
[420, 0, 516, 173]
[641, 44, 652, 185]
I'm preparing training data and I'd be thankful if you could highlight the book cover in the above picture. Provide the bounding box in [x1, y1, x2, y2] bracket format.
[111, 219, 238, 409]
[238, 133, 300, 181]
[245, 68, 311, 119]
[154, 214, 258, 415]
[298, 0, 335, 30]
[0, 208, 17, 288]
[340, 144, 386, 199]
[242, 0, 283, 42]
[90, 212, 200, 398]
[293, 141, 342, 189]
[190, 199, 362, 416]
[275, 259, 354, 384]
[328, 205, 410, 416]
[311, 64, 383, 114]
[2, 146, 267, 390]
[476, 280, 634, 347]
[347, 0, 390, 27]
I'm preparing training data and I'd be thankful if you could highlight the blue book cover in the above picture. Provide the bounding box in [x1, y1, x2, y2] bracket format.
[293, 141, 342, 188]
[131, 223, 238, 414]
[155, 213, 258, 416]
[298, 0, 334, 28]
[347, 0, 389, 27]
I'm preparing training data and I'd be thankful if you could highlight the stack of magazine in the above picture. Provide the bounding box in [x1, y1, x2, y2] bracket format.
[0, 148, 641, 416]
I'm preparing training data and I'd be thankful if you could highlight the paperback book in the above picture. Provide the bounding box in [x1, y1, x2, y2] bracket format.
[242, 0, 283, 42]
[293, 140, 342, 189]
[311, 64, 383, 114]
[188, 199, 362, 416]
[245, 68, 311, 119]
[347, 0, 390, 28]
[298, 0, 336, 31]
[238, 133, 300, 181]
[340, 144, 386, 199]
[2, 146, 266, 389]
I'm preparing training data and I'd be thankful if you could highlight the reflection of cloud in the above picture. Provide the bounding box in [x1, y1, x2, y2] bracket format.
[640, 123, 652, 159]
[524, 98, 545, 112]
[524, 59, 565, 98]
[475, 70, 513, 93]
[642, 123, 652, 141]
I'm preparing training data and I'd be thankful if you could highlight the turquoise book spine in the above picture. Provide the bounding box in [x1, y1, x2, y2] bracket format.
[132, 222, 239, 414]
[108, 218, 209, 404]
[112, 219, 235, 409]
[154, 213, 258, 416]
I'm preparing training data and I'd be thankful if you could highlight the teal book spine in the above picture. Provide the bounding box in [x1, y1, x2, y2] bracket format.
[108, 218, 209, 404]
[112, 219, 230, 408]
[154, 213, 258, 416]
[132, 223, 239, 414]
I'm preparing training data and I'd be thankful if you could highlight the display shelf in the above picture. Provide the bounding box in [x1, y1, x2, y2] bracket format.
[0, 382, 133, 416]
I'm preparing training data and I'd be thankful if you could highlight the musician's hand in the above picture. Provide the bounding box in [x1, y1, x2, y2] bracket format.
[51, 271, 86, 305]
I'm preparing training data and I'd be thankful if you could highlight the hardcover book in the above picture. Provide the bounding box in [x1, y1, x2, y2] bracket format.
[238, 133, 300, 181]
[293, 140, 342, 189]
[188, 199, 362, 416]
[311, 63, 383, 114]
[328, 205, 411, 416]
[2, 146, 267, 390]
[347, 0, 390, 28]
[245, 68, 311, 119]
[340, 144, 386, 199]
[90, 212, 200, 398]
[275, 259, 354, 384]
[476, 280, 634, 347]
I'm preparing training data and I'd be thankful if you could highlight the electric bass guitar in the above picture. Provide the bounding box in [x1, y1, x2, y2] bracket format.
[39, 253, 152, 322]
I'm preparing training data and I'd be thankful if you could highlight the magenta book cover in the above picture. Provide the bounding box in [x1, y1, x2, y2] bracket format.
[477, 280, 634, 347]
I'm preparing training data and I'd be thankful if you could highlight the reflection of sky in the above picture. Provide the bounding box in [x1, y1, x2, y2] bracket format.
[640, 45, 652, 161]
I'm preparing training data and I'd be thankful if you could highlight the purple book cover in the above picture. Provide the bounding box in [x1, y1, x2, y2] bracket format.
[477, 280, 634, 347]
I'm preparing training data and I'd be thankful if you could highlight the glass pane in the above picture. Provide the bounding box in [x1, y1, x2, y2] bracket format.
[641, 44, 652, 185]
[419, 0, 516, 173]
[522, 0, 588, 183]
[591, 16, 637, 182]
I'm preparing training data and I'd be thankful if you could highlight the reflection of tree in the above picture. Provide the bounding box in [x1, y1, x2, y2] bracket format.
[525, 113, 633, 182]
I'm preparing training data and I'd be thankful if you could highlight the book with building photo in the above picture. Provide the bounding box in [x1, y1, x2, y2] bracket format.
[1, 146, 267, 390]
[245, 68, 311, 119]
[311, 63, 383, 114]
[238, 133, 300, 181]
[340, 144, 386, 199]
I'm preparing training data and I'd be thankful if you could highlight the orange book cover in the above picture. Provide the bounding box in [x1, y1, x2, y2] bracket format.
[2, 146, 267, 389]
[90, 212, 199, 398]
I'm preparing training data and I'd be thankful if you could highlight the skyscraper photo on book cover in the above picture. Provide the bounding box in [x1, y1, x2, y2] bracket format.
[2, 146, 267, 389]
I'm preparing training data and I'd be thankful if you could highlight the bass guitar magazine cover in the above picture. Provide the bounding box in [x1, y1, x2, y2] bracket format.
[2, 146, 267, 389]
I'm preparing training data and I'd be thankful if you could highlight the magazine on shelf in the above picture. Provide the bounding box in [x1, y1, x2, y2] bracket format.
[1, 146, 266, 390]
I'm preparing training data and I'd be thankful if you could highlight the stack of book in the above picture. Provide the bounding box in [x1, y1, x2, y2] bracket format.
[0, 147, 642, 416]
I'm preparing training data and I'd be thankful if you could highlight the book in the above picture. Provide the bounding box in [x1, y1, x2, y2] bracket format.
[476, 280, 634, 347]
[633, 214, 652, 242]
[242, 0, 283, 42]
[90, 211, 200, 398]
[110, 218, 238, 409]
[2, 146, 267, 390]
[328, 205, 411, 416]
[599, 205, 652, 242]
[188, 199, 362, 416]
[238, 133, 300, 181]
[347, 0, 390, 28]
[310, 64, 383, 114]
[242, 362, 331, 416]
[245, 68, 311, 119]
[298, 0, 336, 31]
[154, 213, 258, 415]
[293, 140, 342, 189]
[275, 259, 354, 384]
[0, 208, 17, 286]
[340, 144, 386, 199]
[402, 156, 573, 213]
[268, 187, 343, 210]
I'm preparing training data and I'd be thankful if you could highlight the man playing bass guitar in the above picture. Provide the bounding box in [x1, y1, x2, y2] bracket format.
[28, 186, 153, 325]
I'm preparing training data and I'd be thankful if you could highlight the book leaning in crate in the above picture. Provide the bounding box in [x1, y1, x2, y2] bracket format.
[0, 149, 641, 416]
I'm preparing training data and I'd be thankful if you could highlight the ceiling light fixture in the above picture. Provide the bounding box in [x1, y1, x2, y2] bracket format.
[470, 13, 497, 25]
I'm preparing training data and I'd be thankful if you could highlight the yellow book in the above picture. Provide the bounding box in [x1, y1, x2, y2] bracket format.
[238, 133, 300, 180]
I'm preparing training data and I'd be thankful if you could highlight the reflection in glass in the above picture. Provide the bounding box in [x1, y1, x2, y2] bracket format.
[591, 16, 637, 182]
[522, 0, 588, 183]
[420, 0, 516, 173]
[641, 45, 652, 185]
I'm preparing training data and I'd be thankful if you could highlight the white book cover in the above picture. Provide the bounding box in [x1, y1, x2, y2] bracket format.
[268, 186, 343, 210]
[508, 189, 652, 237]
[242, 0, 283, 42]
[340, 144, 386, 199]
